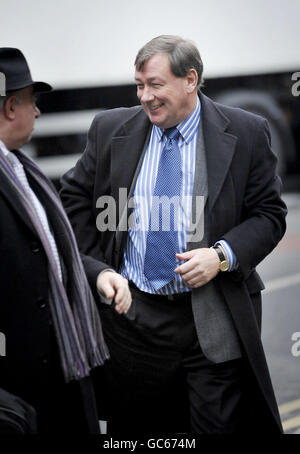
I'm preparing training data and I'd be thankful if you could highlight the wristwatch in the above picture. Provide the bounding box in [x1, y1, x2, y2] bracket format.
[212, 245, 229, 272]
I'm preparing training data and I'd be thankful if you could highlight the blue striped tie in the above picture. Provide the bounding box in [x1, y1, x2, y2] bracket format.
[144, 127, 182, 289]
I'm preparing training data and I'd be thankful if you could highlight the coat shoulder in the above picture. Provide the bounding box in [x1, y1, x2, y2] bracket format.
[214, 99, 267, 130]
[92, 105, 145, 131]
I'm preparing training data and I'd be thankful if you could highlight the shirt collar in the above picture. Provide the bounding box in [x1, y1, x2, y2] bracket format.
[0, 139, 9, 156]
[154, 96, 201, 144]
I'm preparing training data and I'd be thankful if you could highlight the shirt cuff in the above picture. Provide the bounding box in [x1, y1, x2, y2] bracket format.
[214, 240, 239, 272]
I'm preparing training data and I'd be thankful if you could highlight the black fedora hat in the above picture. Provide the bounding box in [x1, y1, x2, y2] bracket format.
[0, 47, 52, 94]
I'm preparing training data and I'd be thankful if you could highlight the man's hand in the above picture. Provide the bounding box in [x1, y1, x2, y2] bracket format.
[174, 248, 220, 288]
[96, 271, 132, 314]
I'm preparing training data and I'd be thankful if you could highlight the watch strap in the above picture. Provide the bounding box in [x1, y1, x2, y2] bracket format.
[212, 245, 229, 272]
[213, 245, 226, 262]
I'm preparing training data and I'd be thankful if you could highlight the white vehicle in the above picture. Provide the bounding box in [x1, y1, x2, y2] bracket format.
[1, 0, 299, 180]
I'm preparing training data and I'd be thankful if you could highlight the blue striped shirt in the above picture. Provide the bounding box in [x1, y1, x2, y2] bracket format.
[120, 98, 237, 294]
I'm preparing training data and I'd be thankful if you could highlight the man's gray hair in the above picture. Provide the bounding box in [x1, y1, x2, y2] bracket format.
[135, 35, 204, 88]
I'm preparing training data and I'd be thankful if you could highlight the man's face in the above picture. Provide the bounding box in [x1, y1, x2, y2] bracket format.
[135, 53, 194, 129]
[13, 86, 40, 148]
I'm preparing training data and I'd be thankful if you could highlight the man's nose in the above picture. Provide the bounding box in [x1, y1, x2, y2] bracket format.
[34, 106, 41, 118]
[140, 87, 154, 103]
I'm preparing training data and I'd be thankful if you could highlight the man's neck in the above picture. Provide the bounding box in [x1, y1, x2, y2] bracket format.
[178, 94, 199, 125]
[0, 130, 13, 150]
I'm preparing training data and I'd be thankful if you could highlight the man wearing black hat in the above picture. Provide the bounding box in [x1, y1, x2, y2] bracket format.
[0, 48, 112, 434]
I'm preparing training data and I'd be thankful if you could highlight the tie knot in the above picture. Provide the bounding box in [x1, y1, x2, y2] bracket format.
[164, 127, 180, 141]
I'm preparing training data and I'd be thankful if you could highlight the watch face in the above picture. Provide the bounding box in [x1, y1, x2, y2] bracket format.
[220, 260, 229, 272]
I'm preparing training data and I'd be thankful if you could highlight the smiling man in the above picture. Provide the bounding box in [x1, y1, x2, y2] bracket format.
[61, 35, 287, 434]
[135, 52, 198, 128]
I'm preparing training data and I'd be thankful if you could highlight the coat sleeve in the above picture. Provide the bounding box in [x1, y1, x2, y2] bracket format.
[60, 114, 113, 290]
[222, 118, 287, 281]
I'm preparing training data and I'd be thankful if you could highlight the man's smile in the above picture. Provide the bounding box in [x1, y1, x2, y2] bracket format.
[148, 102, 164, 112]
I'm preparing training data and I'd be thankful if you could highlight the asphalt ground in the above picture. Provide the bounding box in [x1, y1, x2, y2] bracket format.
[259, 193, 300, 434]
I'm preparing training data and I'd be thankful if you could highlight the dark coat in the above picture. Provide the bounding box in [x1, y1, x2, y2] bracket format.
[0, 166, 99, 433]
[60, 92, 287, 433]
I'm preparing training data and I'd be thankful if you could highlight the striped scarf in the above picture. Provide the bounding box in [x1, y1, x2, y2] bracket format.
[0, 149, 110, 382]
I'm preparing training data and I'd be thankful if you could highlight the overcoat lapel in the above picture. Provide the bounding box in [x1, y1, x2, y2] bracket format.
[111, 109, 151, 265]
[110, 109, 150, 209]
[187, 93, 238, 247]
[199, 92, 238, 213]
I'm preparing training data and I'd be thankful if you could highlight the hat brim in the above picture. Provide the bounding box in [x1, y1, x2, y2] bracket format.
[32, 81, 52, 93]
[6, 80, 52, 94]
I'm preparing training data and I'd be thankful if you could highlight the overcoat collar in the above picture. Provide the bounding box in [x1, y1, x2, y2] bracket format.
[0, 149, 61, 240]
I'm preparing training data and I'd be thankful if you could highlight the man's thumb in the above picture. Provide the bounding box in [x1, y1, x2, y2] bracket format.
[99, 278, 116, 299]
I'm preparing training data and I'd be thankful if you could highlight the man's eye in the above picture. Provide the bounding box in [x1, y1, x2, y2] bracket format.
[136, 85, 144, 89]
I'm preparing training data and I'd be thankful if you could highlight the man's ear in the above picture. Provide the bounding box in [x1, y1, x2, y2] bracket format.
[185, 68, 198, 93]
[4, 96, 17, 120]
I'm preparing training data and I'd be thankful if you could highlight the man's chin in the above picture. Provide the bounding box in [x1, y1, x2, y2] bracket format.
[147, 113, 178, 129]
[147, 114, 168, 129]
[144, 107, 165, 127]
